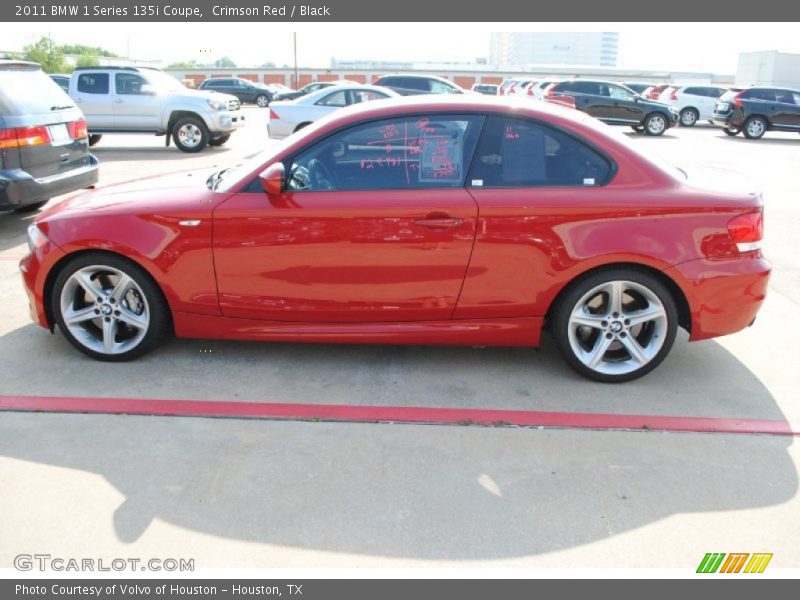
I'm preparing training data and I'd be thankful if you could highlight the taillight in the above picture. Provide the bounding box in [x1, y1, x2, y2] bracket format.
[269, 108, 280, 120]
[670, 88, 679, 101]
[732, 91, 744, 109]
[68, 119, 87, 140]
[0, 125, 50, 149]
[545, 84, 556, 99]
[526, 83, 535, 95]
[508, 82, 517, 95]
[728, 211, 763, 252]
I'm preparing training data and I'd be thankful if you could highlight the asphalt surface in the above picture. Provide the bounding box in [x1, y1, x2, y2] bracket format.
[0, 107, 798, 569]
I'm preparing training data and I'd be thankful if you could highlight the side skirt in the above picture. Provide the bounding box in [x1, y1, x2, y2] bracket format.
[172, 313, 543, 347]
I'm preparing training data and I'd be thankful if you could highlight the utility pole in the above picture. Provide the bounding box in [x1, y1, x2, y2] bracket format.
[293, 32, 298, 89]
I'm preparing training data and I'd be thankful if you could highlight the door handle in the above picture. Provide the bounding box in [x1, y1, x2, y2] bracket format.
[414, 216, 464, 229]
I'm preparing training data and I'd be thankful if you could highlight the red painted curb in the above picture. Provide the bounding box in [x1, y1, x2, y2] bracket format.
[0, 394, 797, 436]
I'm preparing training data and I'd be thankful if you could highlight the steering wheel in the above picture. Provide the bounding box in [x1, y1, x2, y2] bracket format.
[308, 158, 335, 190]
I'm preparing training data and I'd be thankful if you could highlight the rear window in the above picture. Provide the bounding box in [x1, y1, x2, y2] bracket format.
[0, 67, 74, 115]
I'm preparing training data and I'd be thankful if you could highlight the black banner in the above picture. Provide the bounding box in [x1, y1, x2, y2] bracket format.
[4, 580, 800, 600]
[2, 0, 800, 22]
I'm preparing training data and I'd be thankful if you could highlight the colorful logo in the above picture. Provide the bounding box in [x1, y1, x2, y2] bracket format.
[697, 553, 773, 573]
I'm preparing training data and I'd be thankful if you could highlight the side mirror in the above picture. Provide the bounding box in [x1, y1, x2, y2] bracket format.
[140, 84, 157, 96]
[259, 163, 285, 196]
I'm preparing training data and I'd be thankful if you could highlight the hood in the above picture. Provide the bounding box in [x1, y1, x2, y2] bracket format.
[176, 88, 238, 103]
[37, 168, 222, 222]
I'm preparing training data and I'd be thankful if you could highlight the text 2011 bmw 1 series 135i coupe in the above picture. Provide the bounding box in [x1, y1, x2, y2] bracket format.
[20, 96, 770, 382]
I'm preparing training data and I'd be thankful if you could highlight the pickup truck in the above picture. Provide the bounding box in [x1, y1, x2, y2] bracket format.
[68, 66, 245, 152]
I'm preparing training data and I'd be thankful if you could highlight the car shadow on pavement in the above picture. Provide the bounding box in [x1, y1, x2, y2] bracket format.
[0, 323, 796, 561]
[719, 135, 800, 146]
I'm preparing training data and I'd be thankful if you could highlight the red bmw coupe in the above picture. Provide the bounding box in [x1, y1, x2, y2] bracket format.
[20, 97, 770, 382]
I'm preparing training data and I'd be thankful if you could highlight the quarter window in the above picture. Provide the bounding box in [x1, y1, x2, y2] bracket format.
[77, 73, 109, 94]
[285, 115, 484, 192]
[469, 116, 612, 188]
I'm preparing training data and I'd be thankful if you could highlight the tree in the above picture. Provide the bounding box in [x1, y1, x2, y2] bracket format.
[60, 44, 118, 58]
[214, 56, 236, 68]
[22, 35, 70, 73]
[75, 53, 100, 68]
[167, 60, 199, 69]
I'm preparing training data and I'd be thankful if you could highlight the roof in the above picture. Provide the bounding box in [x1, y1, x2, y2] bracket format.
[0, 59, 40, 70]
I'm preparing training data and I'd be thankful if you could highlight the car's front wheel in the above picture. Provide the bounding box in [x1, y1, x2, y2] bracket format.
[172, 116, 209, 152]
[52, 253, 169, 361]
[551, 269, 678, 382]
[643, 113, 668, 136]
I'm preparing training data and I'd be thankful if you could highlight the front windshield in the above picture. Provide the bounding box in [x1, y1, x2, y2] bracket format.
[142, 70, 185, 92]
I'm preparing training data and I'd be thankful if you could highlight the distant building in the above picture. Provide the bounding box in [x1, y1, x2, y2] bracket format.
[490, 32, 619, 67]
[736, 51, 800, 88]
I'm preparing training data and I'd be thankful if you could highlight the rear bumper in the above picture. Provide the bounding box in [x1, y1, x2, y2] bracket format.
[0, 155, 99, 210]
[267, 120, 294, 139]
[712, 112, 743, 129]
[664, 253, 771, 341]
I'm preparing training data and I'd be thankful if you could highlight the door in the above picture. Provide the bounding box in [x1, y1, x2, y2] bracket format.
[72, 72, 114, 129]
[112, 72, 162, 130]
[771, 90, 800, 130]
[213, 114, 485, 322]
[602, 83, 641, 123]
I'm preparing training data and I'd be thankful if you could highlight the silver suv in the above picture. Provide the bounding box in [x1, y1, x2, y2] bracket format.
[68, 66, 245, 152]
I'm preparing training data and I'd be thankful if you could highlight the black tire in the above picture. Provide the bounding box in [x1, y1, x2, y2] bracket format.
[723, 127, 740, 136]
[550, 268, 679, 383]
[643, 112, 669, 136]
[88, 134, 103, 147]
[13, 201, 47, 213]
[743, 116, 767, 140]
[294, 122, 311, 133]
[630, 125, 644, 133]
[679, 107, 699, 127]
[172, 116, 209, 153]
[52, 252, 170, 362]
[209, 134, 231, 147]
[255, 94, 269, 108]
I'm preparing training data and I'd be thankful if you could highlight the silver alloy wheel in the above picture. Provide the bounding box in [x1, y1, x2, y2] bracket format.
[680, 109, 698, 126]
[647, 114, 666, 135]
[256, 95, 269, 107]
[177, 122, 203, 148]
[59, 265, 150, 355]
[567, 280, 668, 376]
[747, 119, 766, 138]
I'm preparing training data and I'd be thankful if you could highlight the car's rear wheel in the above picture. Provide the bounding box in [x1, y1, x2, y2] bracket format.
[88, 134, 102, 146]
[723, 127, 740, 136]
[255, 94, 269, 107]
[209, 134, 231, 147]
[551, 269, 678, 382]
[172, 117, 209, 152]
[643, 113, 668, 136]
[743, 116, 767, 140]
[52, 253, 169, 361]
[679, 107, 699, 127]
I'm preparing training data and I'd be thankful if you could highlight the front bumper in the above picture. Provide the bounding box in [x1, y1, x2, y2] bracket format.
[208, 110, 246, 134]
[664, 253, 771, 341]
[19, 231, 67, 329]
[0, 155, 99, 210]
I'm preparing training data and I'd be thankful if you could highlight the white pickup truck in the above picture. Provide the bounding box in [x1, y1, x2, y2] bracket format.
[68, 66, 245, 152]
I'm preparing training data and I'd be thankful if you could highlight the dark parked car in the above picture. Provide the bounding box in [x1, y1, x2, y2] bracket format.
[373, 74, 467, 96]
[0, 60, 98, 212]
[472, 83, 498, 95]
[712, 86, 800, 139]
[197, 77, 273, 107]
[545, 79, 679, 136]
[49, 74, 70, 92]
[273, 81, 354, 102]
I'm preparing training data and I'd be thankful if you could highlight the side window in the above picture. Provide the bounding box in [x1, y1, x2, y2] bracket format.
[575, 82, 600, 95]
[469, 116, 612, 188]
[429, 79, 455, 94]
[316, 90, 348, 107]
[792, 93, 800, 106]
[285, 114, 484, 192]
[77, 73, 109, 94]
[683, 87, 700, 96]
[774, 90, 796, 105]
[351, 90, 390, 103]
[115, 73, 147, 95]
[608, 85, 633, 100]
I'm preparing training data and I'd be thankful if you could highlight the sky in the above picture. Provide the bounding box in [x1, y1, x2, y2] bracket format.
[3, 22, 800, 74]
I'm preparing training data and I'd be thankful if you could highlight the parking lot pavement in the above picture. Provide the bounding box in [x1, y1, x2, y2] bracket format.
[0, 115, 798, 568]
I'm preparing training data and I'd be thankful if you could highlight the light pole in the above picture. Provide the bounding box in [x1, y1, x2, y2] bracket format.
[293, 32, 298, 89]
